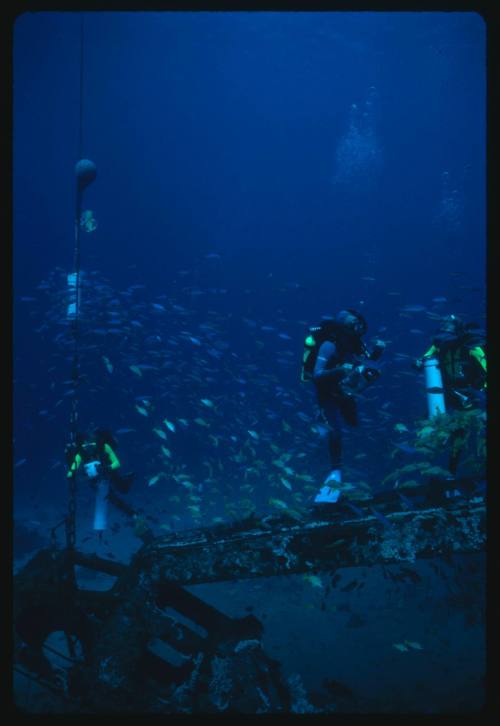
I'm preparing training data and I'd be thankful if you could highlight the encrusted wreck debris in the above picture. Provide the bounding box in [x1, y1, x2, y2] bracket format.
[13, 478, 485, 713]
[14, 546, 291, 713]
[137, 485, 485, 586]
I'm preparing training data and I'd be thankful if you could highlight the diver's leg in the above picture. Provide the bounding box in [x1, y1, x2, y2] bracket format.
[108, 470, 135, 494]
[448, 428, 466, 478]
[107, 488, 155, 543]
[107, 488, 137, 518]
[327, 407, 343, 472]
[340, 395, 358, 427]
[317, 399, 342, 469]
[314, 401, 342, 504]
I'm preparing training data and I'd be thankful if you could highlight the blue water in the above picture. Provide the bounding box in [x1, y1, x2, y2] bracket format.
[12, 11, 486, 713]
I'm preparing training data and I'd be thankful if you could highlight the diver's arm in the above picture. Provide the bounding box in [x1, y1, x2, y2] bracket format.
[67, 452, 82, 479]
[423, 344, 438, 360]
[469, 346, 486, 372]
[414, 343, 439, 370]
[312, 341, 351, 382]
[469, 346, 487, 388]
[104, 443, 121, 470]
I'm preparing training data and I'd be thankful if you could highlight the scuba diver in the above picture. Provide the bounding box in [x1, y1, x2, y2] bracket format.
[414, 314, 487, 412]
[414, 314, 486, 480]
[301, 309, 386, 504]
[66, 428, 138, 531]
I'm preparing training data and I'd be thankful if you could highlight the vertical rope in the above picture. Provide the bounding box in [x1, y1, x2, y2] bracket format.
[78, 14, 84, 159]
[66, 13, 86, 552]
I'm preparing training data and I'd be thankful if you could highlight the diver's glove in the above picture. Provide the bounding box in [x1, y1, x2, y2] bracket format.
[84, 461, 101, 479]
[340, 363, 354, 374]
[413, 358, 425, 371]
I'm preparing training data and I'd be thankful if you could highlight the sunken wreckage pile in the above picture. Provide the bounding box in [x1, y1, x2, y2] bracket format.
[14, 482, 485, 713]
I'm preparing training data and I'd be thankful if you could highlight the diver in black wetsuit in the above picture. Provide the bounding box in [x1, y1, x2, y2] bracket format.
[302, 310, 385, 504]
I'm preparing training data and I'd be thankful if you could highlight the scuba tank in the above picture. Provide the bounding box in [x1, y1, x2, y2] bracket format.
[301, 321, 338, 382]
[93, 480, 110, 531]
[86, 430, 119, 532]
[82, 453, 110, 531]
[423, 357, 446, 417]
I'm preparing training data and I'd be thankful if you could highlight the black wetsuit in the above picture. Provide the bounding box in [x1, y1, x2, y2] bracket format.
[312, 332, 381, 471]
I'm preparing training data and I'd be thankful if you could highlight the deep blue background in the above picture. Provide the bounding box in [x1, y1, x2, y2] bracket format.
[13, 11, 486, 510]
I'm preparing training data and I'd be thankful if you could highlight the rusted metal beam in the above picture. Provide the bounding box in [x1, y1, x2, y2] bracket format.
[135, 499, 485, 587]
[72, 551, 128, 577]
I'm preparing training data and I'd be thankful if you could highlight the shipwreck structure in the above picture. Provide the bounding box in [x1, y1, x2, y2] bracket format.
[13, 477, 485, 713]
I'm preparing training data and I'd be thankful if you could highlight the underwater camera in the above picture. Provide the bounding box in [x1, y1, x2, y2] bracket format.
[339, 364, 380, 397]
